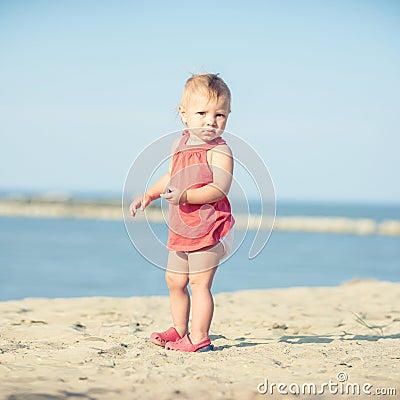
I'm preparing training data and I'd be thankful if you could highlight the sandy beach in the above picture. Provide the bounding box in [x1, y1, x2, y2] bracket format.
[0, 280, 399, 399]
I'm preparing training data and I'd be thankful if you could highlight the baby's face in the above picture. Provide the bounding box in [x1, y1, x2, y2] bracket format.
[180, 93, 230, 143]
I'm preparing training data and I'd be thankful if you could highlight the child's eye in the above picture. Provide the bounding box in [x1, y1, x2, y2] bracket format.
[197, 112, 206, 116]
[216, 113, 226, 118]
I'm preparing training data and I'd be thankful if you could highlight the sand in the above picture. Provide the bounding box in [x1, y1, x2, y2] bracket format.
[0, 280, 399, 399]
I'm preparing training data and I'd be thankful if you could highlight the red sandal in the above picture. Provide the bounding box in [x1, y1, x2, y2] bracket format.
[165, 334, 214, 352]
[150, 327, 182, 347]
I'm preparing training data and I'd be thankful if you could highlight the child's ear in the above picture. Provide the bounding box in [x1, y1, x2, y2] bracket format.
[178, 105, 187, 125]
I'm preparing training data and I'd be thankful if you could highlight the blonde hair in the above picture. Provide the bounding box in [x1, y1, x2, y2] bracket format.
[179, 73, 231, 113]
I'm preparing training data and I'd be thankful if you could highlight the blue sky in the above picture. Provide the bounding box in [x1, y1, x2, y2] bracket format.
[1, 0, 399, 203]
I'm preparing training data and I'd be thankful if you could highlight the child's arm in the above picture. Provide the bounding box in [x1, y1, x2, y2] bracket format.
[130, 173, 170, 217]
[130, 137, 180, 217]
[187, 144, 233, 204]
[162, 144, 233, 205]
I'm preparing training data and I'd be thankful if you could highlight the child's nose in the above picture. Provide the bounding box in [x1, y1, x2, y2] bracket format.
[206, 115, 216, 125]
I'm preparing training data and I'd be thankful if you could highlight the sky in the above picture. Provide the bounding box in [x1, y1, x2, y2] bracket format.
[0, 0, 399, 204]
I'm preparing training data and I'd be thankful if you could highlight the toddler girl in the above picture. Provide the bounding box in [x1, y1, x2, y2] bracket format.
[130, 73, 234, 352]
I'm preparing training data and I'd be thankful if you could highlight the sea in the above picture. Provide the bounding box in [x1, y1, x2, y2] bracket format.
[0, 200, 399, 301]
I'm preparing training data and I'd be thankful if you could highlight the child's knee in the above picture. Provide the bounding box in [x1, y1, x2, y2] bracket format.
[190, 282, 211, 292]
[189, 273, 214, 290]
[165, 271, 189, 290]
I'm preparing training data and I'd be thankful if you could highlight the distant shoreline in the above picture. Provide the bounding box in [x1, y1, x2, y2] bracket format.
[1, 198, 399, 236]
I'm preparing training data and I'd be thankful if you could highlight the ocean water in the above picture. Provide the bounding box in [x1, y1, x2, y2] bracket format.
[0, 202, 399, 301]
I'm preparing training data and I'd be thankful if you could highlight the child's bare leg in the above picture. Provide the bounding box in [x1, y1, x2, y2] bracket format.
[166, 251, 190, 337]
[188, 242, 224, 343]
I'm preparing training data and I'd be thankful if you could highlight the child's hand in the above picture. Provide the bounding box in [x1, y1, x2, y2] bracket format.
[129, 193, 152, 217]
[160, 186, 187, 205]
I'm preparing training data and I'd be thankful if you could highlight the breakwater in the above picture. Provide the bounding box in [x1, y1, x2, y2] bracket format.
[0, 198, 399, 236]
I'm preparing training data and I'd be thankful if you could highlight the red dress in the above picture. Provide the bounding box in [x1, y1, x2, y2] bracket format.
[167, 131, 234, 252]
